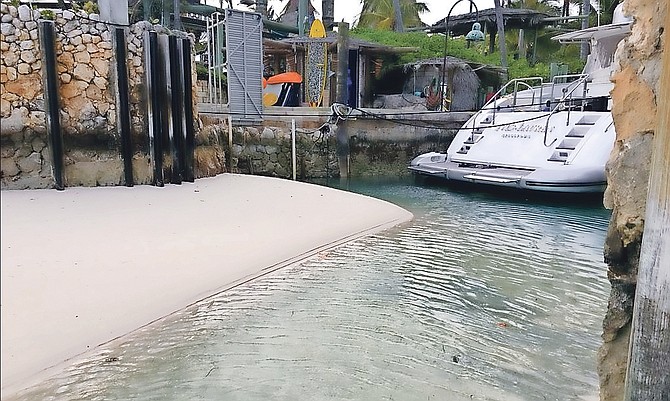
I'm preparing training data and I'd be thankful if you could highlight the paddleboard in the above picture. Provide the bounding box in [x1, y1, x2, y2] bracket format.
[306, 19, 328, 107]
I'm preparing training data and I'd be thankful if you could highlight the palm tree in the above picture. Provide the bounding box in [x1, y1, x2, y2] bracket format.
[277, 0, 317, 28]
[357, 0, 429, 30]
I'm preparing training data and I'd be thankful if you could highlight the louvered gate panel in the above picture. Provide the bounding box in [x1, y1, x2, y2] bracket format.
[224, 9, 263, 124]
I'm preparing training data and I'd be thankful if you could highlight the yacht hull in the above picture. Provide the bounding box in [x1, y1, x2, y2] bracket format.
[409, 160, 607, 193]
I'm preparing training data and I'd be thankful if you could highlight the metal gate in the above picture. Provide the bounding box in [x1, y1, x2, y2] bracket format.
[223, 9, 263, 124]
[206, 12, 227, 106]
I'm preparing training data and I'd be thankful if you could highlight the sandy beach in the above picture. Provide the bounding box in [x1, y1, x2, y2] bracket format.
[0, 174, 413, 398]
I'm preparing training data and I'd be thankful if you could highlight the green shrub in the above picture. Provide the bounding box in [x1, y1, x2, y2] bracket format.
[40, 9, 55, 20]
[83, 1, 99, 14]
[352, 28, 585, 81]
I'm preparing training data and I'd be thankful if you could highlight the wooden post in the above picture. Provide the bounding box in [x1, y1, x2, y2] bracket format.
[39, 21, 65, 190]
[623, 15, 670, 400]
[228, 115, 234, 173]
[256, 0, 267, 18]
[336, 22, 350, 179]
[580, 0, 590, 60]
[173, 0, 181, 30]
[493, 0, 508, 68]
[291, 119, 297, 180]
[517, 0, 526, 59]
[392, 0, 404, 32]
[322, 0, 334, 30]
[115, 28, 133, 187]
[298, 0, 307, 36]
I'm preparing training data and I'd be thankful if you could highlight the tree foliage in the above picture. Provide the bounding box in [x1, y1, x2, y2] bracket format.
[352, 28, 585, 80]
[357, 0, 429, 30]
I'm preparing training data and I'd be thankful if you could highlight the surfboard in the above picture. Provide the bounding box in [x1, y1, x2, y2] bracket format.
[306, 19, 328, 107]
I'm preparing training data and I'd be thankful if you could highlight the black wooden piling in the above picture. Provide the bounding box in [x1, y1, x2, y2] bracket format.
[115, 28, 134, 186]
[146, 31, 164, 186]
[181, 38, 195, 182]
[39, 21, 65, 190]
[169, 35, 184, 183]
[336, 22, 350, 179]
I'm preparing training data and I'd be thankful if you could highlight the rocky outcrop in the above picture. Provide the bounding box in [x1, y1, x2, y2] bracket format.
[599, 0, 667, 399]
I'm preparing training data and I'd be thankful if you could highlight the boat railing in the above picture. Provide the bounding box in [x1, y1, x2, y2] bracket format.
[475, 77, 544, 129]
[543, 74, 590, 146]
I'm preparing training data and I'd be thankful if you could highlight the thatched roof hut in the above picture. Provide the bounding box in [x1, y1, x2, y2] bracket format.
[402, 57, 480, 111]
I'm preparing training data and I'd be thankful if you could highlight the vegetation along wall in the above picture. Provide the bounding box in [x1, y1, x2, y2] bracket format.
[599, 0, 668, 399]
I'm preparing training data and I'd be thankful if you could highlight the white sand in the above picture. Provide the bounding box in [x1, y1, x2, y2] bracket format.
[0, 174, 412, 398]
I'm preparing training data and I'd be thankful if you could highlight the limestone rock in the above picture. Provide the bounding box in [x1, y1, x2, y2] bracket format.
[66, 29, 82, 38]
[3, 50, 18, 66]
[70, 35, 82, 46]
[59, 51, 75, 71]
[18, 40, 33, 50]
[0, 98, 10, 117]
[611, 67, 658, 139]
[17, 152, 41, 172]
[74, 50, 91, 64]
[97, 101, 109, 114]
[1, 22, 14, 35]
[19, 50, 35, 64]
[92, 76, 107, 89]
[90, 58, 109, 77]
[60, 80, 88, 99]
[17, 4, 31, 21]
[62, 10, 74, 20]
[6, 66, 17, 81]
[16, 63, 30, 74]
[4, 75, 40, 101]
[61, 73, 72, 83]
[85, 84, 103, 101]
[1, 157, 20, 177]
[73, 63, 94, 82]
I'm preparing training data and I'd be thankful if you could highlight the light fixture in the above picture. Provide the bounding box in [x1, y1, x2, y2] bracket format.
[440, 0, 484, 111]
[465, 22, 485, 42]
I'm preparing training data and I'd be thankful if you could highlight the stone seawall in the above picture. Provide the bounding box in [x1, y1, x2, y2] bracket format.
[200, 108, 469, 179]
[0, 4, 210, 189]
[1, 2, 468, 189]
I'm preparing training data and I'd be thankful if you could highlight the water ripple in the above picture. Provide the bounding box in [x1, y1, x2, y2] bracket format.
[12, 180, 610, 401]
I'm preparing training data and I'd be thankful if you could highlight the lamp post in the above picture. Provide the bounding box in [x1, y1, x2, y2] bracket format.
[440, 0, 485, 111]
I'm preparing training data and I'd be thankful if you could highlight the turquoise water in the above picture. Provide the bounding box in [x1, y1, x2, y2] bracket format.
[14, 178, 610, 401]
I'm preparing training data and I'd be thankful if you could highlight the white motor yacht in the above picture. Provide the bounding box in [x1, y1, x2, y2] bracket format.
[409, 7, 632, 193]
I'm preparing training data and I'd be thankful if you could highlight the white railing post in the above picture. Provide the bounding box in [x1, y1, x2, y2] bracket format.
[291, 119, 297, 181]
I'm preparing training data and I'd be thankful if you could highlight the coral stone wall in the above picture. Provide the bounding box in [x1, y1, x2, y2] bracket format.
[1, 5, 201, 189]
[599, 0, 668, 399]
[197, 112, 466, 179]
[1, 4, 51, 188]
